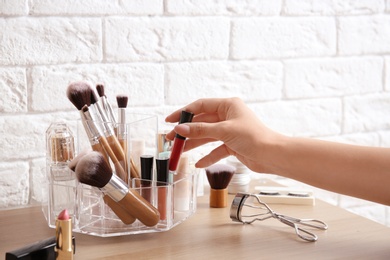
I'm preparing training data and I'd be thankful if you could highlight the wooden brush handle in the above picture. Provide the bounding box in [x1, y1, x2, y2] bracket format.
[117, 189, 160, 227]
[103, 195, 136, 225]
[210, 188, 228, 208]
[106, 134, 141, 184]
[98, 135, 127, 181]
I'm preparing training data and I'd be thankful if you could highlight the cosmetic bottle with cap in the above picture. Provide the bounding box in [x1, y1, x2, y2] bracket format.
[156, 157, 172, 225]
[45, 122, 77, 226]
[174, 153, 191, 211]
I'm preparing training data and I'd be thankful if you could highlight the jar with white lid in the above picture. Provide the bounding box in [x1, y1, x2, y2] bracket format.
[226, 156, 251, 194]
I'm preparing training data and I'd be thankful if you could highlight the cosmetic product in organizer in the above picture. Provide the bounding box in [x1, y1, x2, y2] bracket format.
[55, 209, 74, 260]
[140, 155, 154, 204]
[67, 82, 144, 186]
[169, 111, 194, 181]
[5, 237, 76, 260]
[96, 84, 117, 126]
[205, 164, 235, 208]
[156, 157, 170, 221]
[226, 156, 251, 194]
[116, 95, 129, 166]
[157, 131, 172, 158]
[75, 151, 160, 227]
[46, 122, 76, 219]
[230, 193, 328, 242]
[174, 153, 191, 211]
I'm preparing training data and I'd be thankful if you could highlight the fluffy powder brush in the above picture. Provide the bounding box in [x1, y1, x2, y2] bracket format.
[205, 164, 236, 208]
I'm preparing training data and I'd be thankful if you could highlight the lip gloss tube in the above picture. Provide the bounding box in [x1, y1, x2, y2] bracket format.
[168, 111, 194, 181]
[156, 157, 170, 221]
[140, 155, 154, 204]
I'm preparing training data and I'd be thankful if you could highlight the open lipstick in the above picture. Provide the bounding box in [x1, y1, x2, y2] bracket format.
[55, 209, 74, 260]
[168, 111, 194, 180]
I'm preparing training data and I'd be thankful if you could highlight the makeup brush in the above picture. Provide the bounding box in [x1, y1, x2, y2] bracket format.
[96, 84, 116, 124]
[81, 105, 128, 181]
[66, 82, 109, 163]
[66, 81, 92, 110]
[96, 85, 141, 184]
[92, 90, 133, 183]
[69, 151, 136, 225]
[205, 164, 236, 208]
[116, 94, 128, 150]
[75, 151, 160, 227]
[66, 82, 128, 181]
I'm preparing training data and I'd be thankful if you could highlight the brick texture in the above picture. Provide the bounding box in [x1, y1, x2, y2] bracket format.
[1, 1, 389, 226]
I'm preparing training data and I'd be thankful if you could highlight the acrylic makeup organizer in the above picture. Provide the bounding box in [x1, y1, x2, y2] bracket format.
[43, 113, 198, 237]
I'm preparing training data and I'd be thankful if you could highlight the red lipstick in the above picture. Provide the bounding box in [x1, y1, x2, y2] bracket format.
[168, 111, 194, 178]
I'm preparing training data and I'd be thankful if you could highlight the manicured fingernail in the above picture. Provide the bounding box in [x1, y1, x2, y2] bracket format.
[174, 124, 190, 135]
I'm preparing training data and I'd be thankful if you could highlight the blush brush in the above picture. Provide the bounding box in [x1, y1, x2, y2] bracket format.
[75, 151, 160, 227]
[206, 164, 236, 208]
[69, 150, 136, 225]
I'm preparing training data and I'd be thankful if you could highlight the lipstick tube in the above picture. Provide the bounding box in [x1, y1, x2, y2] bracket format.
[55, 209, 73, 260]
[5, 236, 76, 260]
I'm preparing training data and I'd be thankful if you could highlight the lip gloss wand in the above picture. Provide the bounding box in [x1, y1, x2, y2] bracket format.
[168, 110, 194, 182]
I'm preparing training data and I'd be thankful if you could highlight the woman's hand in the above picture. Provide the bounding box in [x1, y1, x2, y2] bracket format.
[165, 97, 283, 173]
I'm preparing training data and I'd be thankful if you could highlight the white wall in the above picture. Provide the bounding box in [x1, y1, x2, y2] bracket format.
[1, 0, 390, 225]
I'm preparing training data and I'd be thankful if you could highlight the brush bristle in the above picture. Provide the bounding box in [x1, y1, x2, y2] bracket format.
[96, 84, 105, 97]
[116, 95, 128, 108]
[66, 81, 93, 110]
[74, 151, 112, 188]
[90, 90, 99, 105]
[205, 164, 235, 189]
[68, 148, 91, 171]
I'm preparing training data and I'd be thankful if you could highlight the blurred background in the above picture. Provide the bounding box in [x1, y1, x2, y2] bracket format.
[1, 0, 390, 226]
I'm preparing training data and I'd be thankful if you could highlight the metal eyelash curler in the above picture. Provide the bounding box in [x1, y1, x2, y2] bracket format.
[230, 193, 328, 242]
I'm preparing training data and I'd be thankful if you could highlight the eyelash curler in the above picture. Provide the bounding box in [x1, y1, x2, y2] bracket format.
[230, 193, 328, 242]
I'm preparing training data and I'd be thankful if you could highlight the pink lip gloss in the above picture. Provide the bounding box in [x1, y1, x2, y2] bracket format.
[168, 111, 194, 180]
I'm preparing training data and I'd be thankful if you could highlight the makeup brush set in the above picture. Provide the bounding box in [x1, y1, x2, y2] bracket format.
[43, 82, 199, 237]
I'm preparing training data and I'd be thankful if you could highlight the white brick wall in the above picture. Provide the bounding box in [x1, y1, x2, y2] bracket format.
[1, 0, 389, 226]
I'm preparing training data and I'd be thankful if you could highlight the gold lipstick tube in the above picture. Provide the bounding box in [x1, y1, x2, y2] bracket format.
[55, 215, 73, 260]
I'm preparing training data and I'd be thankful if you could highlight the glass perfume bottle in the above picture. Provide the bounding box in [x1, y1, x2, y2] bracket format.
[46, 122, 76, 225]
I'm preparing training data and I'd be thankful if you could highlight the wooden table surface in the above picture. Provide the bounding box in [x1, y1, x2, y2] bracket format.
[1, 184, 390, 259]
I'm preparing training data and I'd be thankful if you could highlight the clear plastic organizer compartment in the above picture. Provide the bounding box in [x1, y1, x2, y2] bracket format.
[43, 113, 198, 237]
[75, 173, 198, 237]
